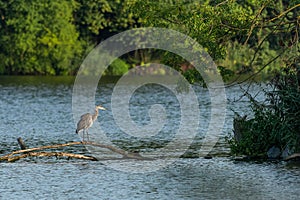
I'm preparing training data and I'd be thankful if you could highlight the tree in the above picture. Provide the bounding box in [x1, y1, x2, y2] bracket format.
[129, 0, 299, 78]
[74, 0, 140, 44]
[0, 0, 82, 75]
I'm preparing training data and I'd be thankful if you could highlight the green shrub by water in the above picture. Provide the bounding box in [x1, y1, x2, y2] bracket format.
[228, 63, 300, 157]
[105, 59, 130, 76]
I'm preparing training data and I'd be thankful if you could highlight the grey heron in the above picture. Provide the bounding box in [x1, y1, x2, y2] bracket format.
[76, 105, 106, 141]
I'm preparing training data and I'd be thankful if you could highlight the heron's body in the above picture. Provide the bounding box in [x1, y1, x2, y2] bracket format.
[76, 105, 106, 141]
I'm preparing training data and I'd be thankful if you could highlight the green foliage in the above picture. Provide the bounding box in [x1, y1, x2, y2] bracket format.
[105, 58, 130, 76]
[217, 66, 234, 82]
[0, 0, 298, 78]
[75, 0, 112, 36]
[129, 0, 254, 60]
[128, 0, 299, 82]
[219, 41, 283, 76]
[228, 63, 300, 156]
[229, 110, 280, 157]
[225, 0, 300, 156]
[0, 0, 82, 75]
[74, 0, 140, 42]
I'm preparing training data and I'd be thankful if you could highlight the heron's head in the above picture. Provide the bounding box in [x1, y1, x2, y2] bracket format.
[96, 105, 106, 110]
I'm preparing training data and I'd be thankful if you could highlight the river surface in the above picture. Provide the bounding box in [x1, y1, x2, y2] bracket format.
[0, 76, 299, 199]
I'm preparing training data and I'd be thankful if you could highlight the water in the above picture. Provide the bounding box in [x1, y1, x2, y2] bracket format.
[0, 76, 299, 199]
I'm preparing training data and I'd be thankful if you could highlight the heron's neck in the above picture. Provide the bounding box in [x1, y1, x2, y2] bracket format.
[92, 109, 99, 122]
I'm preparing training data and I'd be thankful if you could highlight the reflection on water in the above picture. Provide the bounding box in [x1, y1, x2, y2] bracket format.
[0, 76, 299, 199]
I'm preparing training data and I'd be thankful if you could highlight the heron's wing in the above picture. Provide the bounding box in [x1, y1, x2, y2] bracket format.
[80, 113, 91, 119]
[77, 113, 93, 130]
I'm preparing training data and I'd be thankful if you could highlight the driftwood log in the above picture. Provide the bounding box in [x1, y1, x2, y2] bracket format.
[6, 152, 98, 162]
[0, 138, 146, 162]
[284, 153, 300, 161]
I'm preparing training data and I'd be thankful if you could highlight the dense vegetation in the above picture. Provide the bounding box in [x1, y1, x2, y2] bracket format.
[228, 62, 300, 157]
[0, 0, 139, 75]
[0, 0, 298, 77]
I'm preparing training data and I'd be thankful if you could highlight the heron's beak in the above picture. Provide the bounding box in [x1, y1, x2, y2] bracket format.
[97, 105, 106, 110]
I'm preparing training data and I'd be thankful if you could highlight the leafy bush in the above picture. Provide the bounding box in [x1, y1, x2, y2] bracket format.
[219, 41, 283, 76]
[105, 58, 130, 76]
[228, 63, 300, 157]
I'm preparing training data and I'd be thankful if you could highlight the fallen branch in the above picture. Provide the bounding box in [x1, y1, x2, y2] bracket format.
[82, 141, 145, 159]
[0, 138, 148, 162]
[7, 152, 98, 162]
[0, 141, 83, 161]
[284, 153, 300, 161]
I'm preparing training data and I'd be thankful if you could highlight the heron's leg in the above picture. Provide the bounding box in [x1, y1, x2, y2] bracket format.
[86, 129, 90, 141]
[82, 129, 85, 142]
